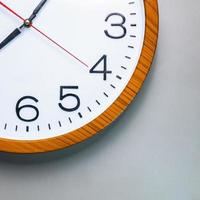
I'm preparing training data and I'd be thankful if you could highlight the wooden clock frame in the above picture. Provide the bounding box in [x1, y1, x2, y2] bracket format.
[0, 0, 159, 153]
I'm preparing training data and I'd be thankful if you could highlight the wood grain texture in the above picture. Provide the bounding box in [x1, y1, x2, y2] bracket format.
[0, 0, 159, 153]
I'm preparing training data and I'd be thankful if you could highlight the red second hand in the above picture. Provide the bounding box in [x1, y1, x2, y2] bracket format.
[0, 1, 24, 21]
[0, 1, 89, 68]
[31, 25, 89, 68]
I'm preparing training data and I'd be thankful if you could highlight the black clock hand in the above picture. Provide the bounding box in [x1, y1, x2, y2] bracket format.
[0, 0, 47, 50]
[27, 0, 48, 21]
[0, 27, 23, 50]
[0, 1, 89, 67]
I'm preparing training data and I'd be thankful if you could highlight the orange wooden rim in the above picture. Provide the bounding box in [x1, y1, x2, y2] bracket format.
[0, 0, 159, 153]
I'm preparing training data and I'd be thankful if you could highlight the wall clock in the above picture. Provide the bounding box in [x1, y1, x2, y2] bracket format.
[0, 0, 158, 153]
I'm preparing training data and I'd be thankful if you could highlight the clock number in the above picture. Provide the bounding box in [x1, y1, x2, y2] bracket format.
[16, 96, 39, 122]
[90, 55, 112, 81]
[104, 13, 127, 39]
[59, 86, 80, 112]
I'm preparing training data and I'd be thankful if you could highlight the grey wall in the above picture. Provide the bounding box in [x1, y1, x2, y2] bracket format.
[0, 0, 199, 199]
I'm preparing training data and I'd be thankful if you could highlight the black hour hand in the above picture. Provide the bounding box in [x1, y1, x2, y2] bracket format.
[0, 28, 22, 50]
[0, 0, 48, 50]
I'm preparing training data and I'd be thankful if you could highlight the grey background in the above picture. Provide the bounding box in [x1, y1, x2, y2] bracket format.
[0, 0, 199, 199]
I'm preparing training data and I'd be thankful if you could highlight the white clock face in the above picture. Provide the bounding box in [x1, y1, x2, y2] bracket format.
[0, 0, 145, 140]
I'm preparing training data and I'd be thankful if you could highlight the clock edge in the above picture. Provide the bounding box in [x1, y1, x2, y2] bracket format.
[0, 0, 159, 154]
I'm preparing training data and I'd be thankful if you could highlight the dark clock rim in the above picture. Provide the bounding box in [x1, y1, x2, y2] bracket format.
[0, 0, 159, 154]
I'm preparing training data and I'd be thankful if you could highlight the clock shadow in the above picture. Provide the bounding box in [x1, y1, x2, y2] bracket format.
[0, 53, 159, 166]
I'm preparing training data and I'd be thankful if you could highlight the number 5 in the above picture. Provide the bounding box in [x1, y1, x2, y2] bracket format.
[59, 86, 80, 112]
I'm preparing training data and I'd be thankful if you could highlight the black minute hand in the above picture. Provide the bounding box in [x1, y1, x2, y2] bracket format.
[28, 0, 48, 21]
[0, 0, 48, 50]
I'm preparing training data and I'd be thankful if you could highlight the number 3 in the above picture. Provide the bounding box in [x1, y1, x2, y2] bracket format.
[104, 13, 127, 39]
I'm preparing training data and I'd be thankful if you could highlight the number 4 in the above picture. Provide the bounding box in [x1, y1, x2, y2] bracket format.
[90, 55, 112, 81]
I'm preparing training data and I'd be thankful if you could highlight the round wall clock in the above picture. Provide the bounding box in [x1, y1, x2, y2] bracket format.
[0, 0, 158, 153]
